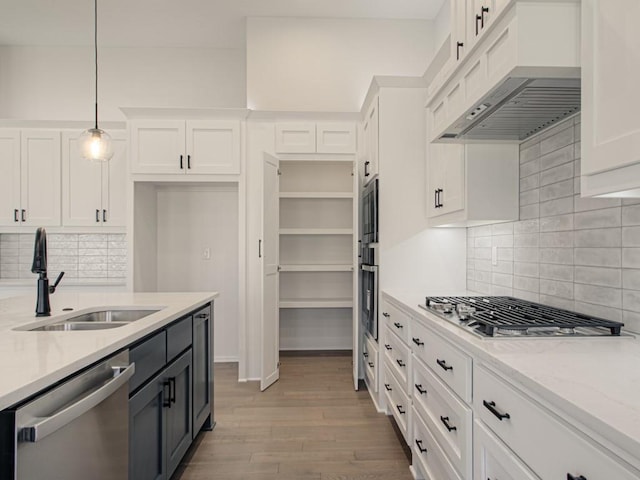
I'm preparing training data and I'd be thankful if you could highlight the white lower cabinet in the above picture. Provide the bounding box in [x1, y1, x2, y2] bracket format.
[474, 419, 539, 480]
[381, 293, 640, 480]
[412, 407, 462, 480]
[363, 333, 378, 393]
[475, 363, 639, 480]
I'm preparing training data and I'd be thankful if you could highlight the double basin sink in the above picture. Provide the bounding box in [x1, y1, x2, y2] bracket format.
[26, 309, 160, 331]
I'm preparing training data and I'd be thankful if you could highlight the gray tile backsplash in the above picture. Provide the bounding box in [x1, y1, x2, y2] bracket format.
[0, 233, 126, 281]
[467, 115, 640, 334]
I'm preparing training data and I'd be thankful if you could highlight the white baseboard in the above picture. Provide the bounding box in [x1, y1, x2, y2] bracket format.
[214, 356, 238, 363]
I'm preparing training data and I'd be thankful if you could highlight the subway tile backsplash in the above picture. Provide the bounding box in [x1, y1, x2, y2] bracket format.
[467, 115, 640, 333]
[0, 233, 126, 281]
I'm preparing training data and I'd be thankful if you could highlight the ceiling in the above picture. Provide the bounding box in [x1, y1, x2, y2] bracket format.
[0, 0, 446, 49]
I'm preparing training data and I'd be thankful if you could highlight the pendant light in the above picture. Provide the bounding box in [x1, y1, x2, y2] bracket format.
[79, 0, 113, 162]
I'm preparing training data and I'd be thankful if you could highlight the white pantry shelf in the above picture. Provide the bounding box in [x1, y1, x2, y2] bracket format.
[279, 192, 353, 199]
[279, 264, 354, 272]
[279, 298, 354, 309]
[279, 228, 353, 235]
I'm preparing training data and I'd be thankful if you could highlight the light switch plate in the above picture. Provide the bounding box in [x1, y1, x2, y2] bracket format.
[491, 246, 498, 266]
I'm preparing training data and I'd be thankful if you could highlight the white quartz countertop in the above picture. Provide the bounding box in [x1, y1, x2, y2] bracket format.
[0, 291, 217, 410]
[383, 289, 640, 469]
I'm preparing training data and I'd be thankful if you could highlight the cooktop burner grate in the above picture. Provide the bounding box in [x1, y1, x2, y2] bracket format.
[424, 296, 623, 337]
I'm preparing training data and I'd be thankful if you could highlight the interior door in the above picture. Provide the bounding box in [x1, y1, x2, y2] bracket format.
[260, 153, 280, 391]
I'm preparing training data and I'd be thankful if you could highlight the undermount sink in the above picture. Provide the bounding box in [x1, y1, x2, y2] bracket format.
[26, 309, 160, 331]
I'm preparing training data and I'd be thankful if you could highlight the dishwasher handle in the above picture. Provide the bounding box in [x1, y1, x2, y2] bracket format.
[19, 363, 135, 443]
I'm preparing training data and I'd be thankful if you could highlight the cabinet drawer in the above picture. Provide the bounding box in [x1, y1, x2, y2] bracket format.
[130, 330, 167, 393]
[363, 334, 378, 392]
[412, 405, 462, 480]
[474, 364, 640, 480]
[380, 301, 410, 345]
[383, 363, 411, 444]
[411, 319, 472, 402]
[474, 419, 539, 480]
[412, 357, 472, 479]
[383, 326, 411, 395]
[167, 315, 193, 362]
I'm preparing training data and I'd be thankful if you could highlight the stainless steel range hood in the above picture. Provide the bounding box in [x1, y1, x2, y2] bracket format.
[439, 77, 581, 142]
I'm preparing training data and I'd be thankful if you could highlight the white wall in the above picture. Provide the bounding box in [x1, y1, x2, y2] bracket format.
[0, 46, 246, 121]
[433, 0, 451, 52]
[246, 17, 434, 112]
[381, 227, 467, 294]
[153, 185, 240, 362]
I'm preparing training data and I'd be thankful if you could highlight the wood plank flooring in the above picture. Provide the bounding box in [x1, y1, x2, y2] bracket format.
[173, 354, 413, 480]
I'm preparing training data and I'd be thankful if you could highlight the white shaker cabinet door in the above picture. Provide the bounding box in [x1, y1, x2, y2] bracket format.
[186, 120, 241, 174]
[62, 132, 103, 226]
[582, 0, 640, 177]
[20, 130, 61, 227]
[103, 133, 128, 226]
[0, 130, 21, 227]
[130, 120, 185, 174]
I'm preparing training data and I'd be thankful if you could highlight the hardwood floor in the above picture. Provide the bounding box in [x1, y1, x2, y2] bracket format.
[173, 354, 413, 480]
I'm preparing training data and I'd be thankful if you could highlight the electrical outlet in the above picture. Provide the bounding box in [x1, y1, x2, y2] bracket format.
[203, 248, 211, 260]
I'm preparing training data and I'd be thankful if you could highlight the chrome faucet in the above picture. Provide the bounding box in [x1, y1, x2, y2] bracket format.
[32, 228, 64, 317]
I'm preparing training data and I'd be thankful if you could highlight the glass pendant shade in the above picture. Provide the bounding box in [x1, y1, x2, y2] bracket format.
[79, 127, 113, 162]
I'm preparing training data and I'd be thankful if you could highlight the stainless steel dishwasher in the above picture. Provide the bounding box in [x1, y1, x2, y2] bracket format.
[0, 350, 134, 480]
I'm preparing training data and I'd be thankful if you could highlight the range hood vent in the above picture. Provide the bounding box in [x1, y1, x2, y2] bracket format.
[441, 78, 581, 142]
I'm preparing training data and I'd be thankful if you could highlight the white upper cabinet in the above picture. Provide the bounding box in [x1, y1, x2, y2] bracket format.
[62, 131, 127, 227]
[451, 0, 468, 63]
[581, 0, 640, 197]
[275, 122, 356, 155]
[362, 98, 379, 181]
[426, 136, 519, 227]
[465, 0, 511, 53]
[130, 119, 241, 175]
[0, 130, 61, 228]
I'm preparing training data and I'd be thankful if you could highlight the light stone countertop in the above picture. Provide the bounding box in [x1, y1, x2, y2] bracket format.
[0, 291, 217, 410]
[382, 289, 640, 471]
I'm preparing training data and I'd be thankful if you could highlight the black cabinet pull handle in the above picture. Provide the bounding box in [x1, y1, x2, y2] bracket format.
[456, 41, 464, 60]
[382, 312, 390, 318]
[368, 361, 374, 368]
[384, 383, 392, 392]
[415, 439, 427, 453]
[436, 359, 453, 371]
[14, 209, 18, 222]
[415, 384, 427, 395]
[412, 337, 424, 346]
[434, 189, 438, 208]
[567, 475, 587, 480]
[483, 400, 510, 421]
[437, 188, 443, 208]
[95, 209, 100, 222]
[393, 322, 403, 329]
[364, 160, 370, 177]
[169, 377, 176, 404]
[258, 239, 262, 258]
[163, 380, 172, 408]
[396, 405, 406, 415]
[179, 154, 184, 169]
[440, 416, 457, 432]
[102, 209, 107, 222]
[363, 352, 369, 358]
[21, 209, 25, 222]
[196, 313, 208, 319]
[481, 6, 489, 28]
[187, 154, 191, 169]
[476, 14, 482, 35]
[384, 344, 392, 351]
[396, 359, 406, 367]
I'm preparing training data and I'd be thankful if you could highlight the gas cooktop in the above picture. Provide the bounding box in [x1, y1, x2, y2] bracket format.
[420, 296, 625, 338]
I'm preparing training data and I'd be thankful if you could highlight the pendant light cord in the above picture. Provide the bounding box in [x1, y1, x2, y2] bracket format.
[94, 0, 98, 130]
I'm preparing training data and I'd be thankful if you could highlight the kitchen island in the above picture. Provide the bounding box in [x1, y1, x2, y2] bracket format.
[0, 291, 217, 410]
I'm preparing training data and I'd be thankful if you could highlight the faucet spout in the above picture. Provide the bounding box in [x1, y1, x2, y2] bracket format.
[31, 228, 63, 317]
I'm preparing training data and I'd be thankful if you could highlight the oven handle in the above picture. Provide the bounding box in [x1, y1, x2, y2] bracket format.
[19, 363, 135, 443]
[360, 264, 378, 272]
